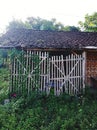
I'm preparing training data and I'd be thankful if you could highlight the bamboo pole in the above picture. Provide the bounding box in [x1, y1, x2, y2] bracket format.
[82, 52, 86, 93]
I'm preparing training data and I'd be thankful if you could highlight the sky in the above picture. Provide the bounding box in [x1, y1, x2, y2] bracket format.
[0, 0, 97, 33]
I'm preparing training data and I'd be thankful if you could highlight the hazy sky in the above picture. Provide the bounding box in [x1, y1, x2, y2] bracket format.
[0, 0, 97, 32]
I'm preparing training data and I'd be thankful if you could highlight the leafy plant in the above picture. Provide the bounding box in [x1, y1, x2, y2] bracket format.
[1, 57, 97, 130]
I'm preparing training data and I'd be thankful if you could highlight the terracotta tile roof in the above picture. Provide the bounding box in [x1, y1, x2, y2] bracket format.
[0, 29, 97, 49]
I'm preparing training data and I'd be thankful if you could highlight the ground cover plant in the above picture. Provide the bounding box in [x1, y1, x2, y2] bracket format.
[0, 66, 97, 129]
[0, 68, 9, 103]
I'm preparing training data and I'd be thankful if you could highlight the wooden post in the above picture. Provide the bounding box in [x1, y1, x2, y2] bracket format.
[82, 51, 86, 93]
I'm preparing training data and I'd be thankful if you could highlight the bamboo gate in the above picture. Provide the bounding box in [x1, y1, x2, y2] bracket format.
[10, 50, 85, 96]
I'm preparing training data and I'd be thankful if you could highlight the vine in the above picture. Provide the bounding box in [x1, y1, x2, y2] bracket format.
[10, 48, 41, 97]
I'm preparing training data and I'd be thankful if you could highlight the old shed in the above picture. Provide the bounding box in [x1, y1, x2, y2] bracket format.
[0, 29, 97, 95]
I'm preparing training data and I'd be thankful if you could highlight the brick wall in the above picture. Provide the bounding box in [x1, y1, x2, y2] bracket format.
[86, 51, 97, 86]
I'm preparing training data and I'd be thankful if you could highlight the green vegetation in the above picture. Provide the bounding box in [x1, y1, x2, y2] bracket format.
[0, 86, 97, 130]
[79, 12, 97, 32]
[7, 17, 80, 31]
[7, 12, 97, 32]
[0, 68, 9, 103]
[0, 55, 97, 129]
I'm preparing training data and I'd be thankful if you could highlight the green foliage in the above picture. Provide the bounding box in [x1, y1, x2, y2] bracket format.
[1, 60, 97, 129]
[63, 26, 80, 32]
[7, 19, 27, 30]
[0, 49, 8, 67]
[79, 12, 97, 32]
[1, 91, 97, 130]
[9, 49, 41, 96]
[0, 68, 9, 102]
[7, 17, 80, 31]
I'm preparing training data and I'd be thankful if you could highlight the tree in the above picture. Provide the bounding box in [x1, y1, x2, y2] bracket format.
[63, 26, 80, 32]
[79, 12, 97, 32]
[7, 19, 26, 30]
[7, 17, 80, 31]
[7, 17, 65, 31]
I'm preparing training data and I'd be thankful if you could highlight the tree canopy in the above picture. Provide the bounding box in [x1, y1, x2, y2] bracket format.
[7, 17, 80, 31]
[79, 12, 97, 32]
[63, 26, 80, 32]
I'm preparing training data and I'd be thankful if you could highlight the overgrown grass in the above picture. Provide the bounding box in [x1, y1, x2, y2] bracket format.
[0, 92, 97, 130]
[0, 67, 97, 130]
[0, 68, 9, 102]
